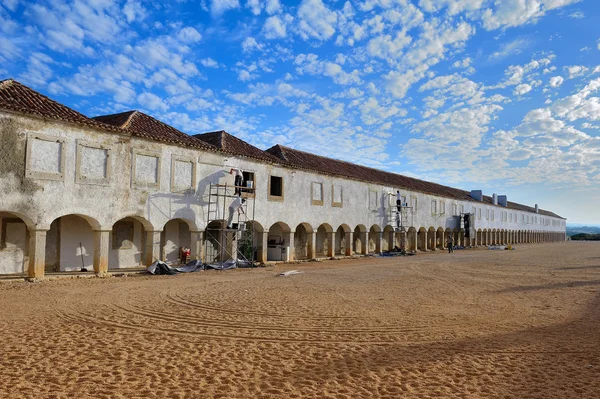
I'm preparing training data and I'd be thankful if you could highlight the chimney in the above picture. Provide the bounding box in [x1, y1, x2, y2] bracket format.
[535, 204, 539, 213]
[492, 193, 498, 205]
[470, 190, 483, 201]
[498, 195, 507, 207]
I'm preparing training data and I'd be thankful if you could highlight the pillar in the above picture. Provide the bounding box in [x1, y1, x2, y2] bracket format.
[93, 230, 110, 275]
[28, 229, 47, 280]
[190, 231, 203, 262]
[288, 231, 295, 262]
[145, 230, 162, 265]
[258, 232, 268, 263]
[308, 232, 316, 260]
[345, 232, 353, 256]
[326, 232, 335, 257]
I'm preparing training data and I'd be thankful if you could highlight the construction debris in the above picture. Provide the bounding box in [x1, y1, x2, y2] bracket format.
[277, 270, 303, 277]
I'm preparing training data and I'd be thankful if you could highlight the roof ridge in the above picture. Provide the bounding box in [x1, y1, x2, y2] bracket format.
[0, 78, 15, 90]
[123, 110, 139, 129]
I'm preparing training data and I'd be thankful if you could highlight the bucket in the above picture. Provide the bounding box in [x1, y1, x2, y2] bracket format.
[246, 181, 253, 188]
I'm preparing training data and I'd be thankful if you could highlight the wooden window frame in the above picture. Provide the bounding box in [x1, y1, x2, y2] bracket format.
[268, 175, 284, 202]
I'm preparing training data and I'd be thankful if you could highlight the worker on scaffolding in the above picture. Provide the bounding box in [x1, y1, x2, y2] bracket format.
[230, 167, 244, 196]
[226, 196, 246, 229]
[396, 190, 402, 230]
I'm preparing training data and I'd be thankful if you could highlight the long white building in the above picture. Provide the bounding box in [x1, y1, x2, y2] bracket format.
[0, 79, 567, 279]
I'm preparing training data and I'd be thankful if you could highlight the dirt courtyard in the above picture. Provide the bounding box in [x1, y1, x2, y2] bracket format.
[0, 242, 599, 398]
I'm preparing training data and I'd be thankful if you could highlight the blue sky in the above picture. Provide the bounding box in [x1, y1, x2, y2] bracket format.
[1, 0, 599, 224]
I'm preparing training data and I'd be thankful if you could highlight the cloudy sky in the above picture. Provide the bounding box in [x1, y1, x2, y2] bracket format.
[1, 0, 599, 224]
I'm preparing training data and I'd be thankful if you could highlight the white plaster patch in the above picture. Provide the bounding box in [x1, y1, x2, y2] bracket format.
[80, 146, 108, 179]
[173, 160, 193, 190]
[30, 139, 62, 173]
[135, 154, 159, 184]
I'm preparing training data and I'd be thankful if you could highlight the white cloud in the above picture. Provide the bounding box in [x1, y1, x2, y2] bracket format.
[549, 76, 564, 88]
[481, 0, 580, 30]
[489, 38, 530, 60]
[366, 32, 412, 62]
[177, 27, 202, 43]
[211, 0, 240, 17]
[594, 66, 600, 74]
[263, 15, 287, 39]
[295, 53, 361, 85]
[138, 91, 169, 111]
[569, 10, 584, 19]
[123, 0, 147, 23]
[201, 58, 218, 68]
[297, 0, 337, 41]
[241, 36, 263, 52]
[564, 65, 588, 79]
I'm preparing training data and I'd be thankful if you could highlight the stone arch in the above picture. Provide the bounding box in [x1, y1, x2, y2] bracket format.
[316, 223, 333, 258]
[428, 227, 436, 251]
[368, 224, 382, 253]
[109, 216, 153, 269]
[335, 224, 352, 256]
[267, 222, 292, 262]
[477, 228, 482, 246]
[353, 224, 367, 255]
[294, 222, 314, 261]
[382, 225, 394, 251]
[436, 227, 444, 249]
[161, 218, 192, 265]
[0, 211, 33, 275]
[46, 214, 101, 272]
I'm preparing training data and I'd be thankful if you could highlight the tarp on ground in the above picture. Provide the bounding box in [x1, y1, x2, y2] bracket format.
[147, 260, 205, 275]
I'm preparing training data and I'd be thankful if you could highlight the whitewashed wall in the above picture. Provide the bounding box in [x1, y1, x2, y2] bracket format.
[0, 111, 567, 273]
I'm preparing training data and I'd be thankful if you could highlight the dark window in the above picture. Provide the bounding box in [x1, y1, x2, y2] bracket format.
[242, 171, 255, 194]
[270, 176, 283, 197]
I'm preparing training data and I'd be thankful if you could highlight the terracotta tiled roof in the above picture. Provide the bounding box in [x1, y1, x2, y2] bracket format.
[194, 130, 280, 163]
[266, 145, 564, 218]
[0, 79, 123, 133]
[93, 111, 216, 151]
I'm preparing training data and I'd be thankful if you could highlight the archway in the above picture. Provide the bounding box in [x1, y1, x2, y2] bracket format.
[427, 227, 436, 250]
[0, 211, 31, 275]
[368, 224, 382, 253]
[46, 214, 99, 272]
[267, 222, 291, 262]
[477, 229, 482, 246]
[294, 223, 314, 260]
[109, 216, 152, 269]
[353, 225, 367, 254]
[382, 225, 395, 251]
[335, 224, 351, 256]
[316, 223, 333, 258]
[161, 218, 192, 265]
[436, 227, 444, 249]
[407, 227, 417, 252]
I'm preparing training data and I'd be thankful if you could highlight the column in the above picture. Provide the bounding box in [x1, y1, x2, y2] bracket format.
[145, 230, 162, 265]
[258, 231, 268, 263]
[345, 232, 353, 256]
[326, 232, 335, 257]
[287, 231, 295, 262]
[93, 230, 110, 275]
[28, 229, 47, 280]
[190, 231, 203, 262]
[308, 232, 316, 260]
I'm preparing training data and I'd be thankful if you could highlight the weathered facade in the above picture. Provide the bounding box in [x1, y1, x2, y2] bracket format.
[0, 79, 567, 279]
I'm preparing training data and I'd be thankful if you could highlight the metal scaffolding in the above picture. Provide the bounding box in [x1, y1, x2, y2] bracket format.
[387, 194, 413, 251]
[205, 183, 257, 267]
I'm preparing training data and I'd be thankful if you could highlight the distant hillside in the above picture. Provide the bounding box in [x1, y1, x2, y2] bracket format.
[566, 225, 600, 237]
[570, 233, 600, 241]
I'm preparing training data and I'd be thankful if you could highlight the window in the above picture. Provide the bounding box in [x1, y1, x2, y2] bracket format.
[491, 211, 495, 221]
[332, 184, 343, 207]
[453, 203, 458, 216]
[486, 209, 490, 220]
[268, 175, 284, 201]
[411, 196, 418, 211]
[76, 140, 111, 185]
[112, 220, 134, 250]
[460, 205, 464, 214]
[509, 213, 512, 223]
[431, 200, 437, 214]
[369, 190, 378, 210]
[241, 171, 255, 197]
[441, 201, 446, 214]
[478, 208, 481, 220]
[311, 182, 323, 206]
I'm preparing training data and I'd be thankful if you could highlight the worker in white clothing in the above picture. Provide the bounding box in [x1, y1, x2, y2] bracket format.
[230, 168, 243, 196]
[226, 197, 246, 229]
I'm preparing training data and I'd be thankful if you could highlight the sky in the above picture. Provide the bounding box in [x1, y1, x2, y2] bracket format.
[1, 0, 599, 224]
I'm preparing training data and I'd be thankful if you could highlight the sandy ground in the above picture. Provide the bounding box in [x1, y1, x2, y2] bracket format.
[0, 242, 599, 399]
